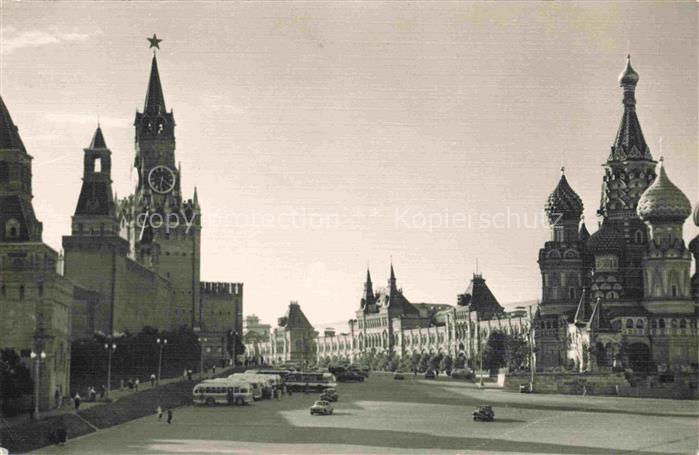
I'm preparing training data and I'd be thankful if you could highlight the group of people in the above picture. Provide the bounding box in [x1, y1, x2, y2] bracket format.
[155, 405, 174, 424]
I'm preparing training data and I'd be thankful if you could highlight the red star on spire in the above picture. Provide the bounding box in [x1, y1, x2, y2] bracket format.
[147, 34, 162, 49]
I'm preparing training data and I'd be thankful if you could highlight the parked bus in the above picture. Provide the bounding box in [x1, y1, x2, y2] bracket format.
[192, 378, 253, 406]
[246, 368, 291, 381]
[227, 373, 264, 400]
[285, 372, 337, 392]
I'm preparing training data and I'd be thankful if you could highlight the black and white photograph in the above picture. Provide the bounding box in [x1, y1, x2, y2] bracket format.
[0, 1, 697, 454]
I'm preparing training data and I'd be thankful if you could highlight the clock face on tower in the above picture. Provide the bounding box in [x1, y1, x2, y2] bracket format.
[148, 165, 176, 194]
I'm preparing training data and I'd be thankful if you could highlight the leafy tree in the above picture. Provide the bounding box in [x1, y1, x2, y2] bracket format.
[417, 353, 430, 373]
[0, 349, 33, 416]
[504, 335, 529, 371]
[439, 355, 453, 374]
[455, 353, 466, 369]
[482, 331, 507, 370]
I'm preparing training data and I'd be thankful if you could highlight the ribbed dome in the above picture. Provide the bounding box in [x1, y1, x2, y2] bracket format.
[619, 54, 639, 86]
[637, 161, 691, 223]
[545, 171, 583, 222]
[587, 223, 624, 252]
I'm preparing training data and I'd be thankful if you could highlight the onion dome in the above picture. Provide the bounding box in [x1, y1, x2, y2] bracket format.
[545, 168, 583, 222]
[618, 54, 639, 86]
[637, 159, 691, 223]
[587, 222, 624, 252]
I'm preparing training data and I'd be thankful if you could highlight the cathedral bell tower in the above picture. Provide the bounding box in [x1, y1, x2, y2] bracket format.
[131, 38, 201, 329]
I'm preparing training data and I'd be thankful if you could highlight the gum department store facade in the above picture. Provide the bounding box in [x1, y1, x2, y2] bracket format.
[0, 47, 243, 410]
[253, 57, 699, 374]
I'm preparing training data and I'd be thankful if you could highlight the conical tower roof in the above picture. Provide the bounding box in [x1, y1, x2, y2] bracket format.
[144, 55, 167, 114]
[0, 95, 26, 152]
[89, 125, 107, 149]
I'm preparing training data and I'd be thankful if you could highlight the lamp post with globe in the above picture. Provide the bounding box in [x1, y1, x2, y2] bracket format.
[156, 338, 167, 384]
[104, 341, 117, 398]
[30, 350, 46, 419]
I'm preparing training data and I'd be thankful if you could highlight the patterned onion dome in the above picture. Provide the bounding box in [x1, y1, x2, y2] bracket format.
[545, 170, 583, 222]
[587, 223, 625, 252]
[619, 54, 639, 86]
[637, 160, 691, 222]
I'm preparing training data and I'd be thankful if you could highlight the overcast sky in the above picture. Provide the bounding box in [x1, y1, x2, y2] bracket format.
[1, 1, 696, 329]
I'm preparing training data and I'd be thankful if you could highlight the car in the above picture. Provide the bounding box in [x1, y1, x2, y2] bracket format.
[519, 383, 532, 393]
[451, 368, 474, 380]
[320, 388, 338, 402]
[310, 400, 334, 415]
[472, 405, 495, 422]
[336, 371, 365, 382]
[393, 372, 405, 380]
[424, 370, 436, 379]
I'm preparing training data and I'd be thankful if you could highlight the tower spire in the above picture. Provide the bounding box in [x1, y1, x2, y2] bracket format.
[144, 54, 167, 114]
[610, 54, 651, 161]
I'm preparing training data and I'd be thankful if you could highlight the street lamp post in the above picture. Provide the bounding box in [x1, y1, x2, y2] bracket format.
[197, 337, 207, 378]
[156, 338, 167, 385]
[30, 350, 46, 419]
[104, 341, 117, 399]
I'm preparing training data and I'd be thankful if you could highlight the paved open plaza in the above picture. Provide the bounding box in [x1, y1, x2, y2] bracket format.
[34, 375, 698, 454]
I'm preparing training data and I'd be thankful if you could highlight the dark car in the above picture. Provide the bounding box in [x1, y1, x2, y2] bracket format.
[320, 388, 338, 402]
[393, 371, 405, 380]
[336, 371, 365, 382]
[519, 383, 532, 393]
[424, 370, 436, 379]
[472, 405, 494, 422]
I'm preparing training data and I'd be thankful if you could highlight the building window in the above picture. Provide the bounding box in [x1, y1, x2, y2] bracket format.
[569, 288, 575, 300]
[635, 319, 644, 329]
[0, 161, 8, 183]
[679, 319, 687, 329]
[634, 230, 644, 244]
[0, 284, 5, 297]
[671, 285, 678, 297]
[19, 285, 25, 300]
[658, 319, 665, 329]
[5, 218, 20, 239]
[38, 284, 44, 298]
[625, 319, 633, 329]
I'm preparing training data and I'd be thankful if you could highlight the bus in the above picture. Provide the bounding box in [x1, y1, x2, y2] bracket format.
[246, 368, 291, 381]
[227, 373, 264, 400]
[192, 378, 253, 406]
[285, 372, 337, 392]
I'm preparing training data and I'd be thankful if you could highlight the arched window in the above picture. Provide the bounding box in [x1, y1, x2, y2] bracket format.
[625, 319, 634, 329]
[635, 319, 644, 329]
[5, 218, 20, 239]
[671, 319, 679, 328]
[569, 288, 576, 299]
[19, 285, 25, 300]
[93, 157, 102, 173]
[679, 319, 687, 329]
[650, 319, 658, 329]
[671, 285, 678, 297]
[658, 319, 665, 329]
[634, 230, 644, 244]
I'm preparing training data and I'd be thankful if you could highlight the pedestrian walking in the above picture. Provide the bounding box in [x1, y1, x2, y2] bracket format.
[157, 405, 163, 421]
[166, 409, 173, 424]
[135, 378, 140, 391]
[187, 369, 192, 381]
[212, 365, 216, 375]
[99, 384, 106, 399]
[54, 389, 61, 408]
[74, 393, 81, 410]
[150, 373, 156, 387]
